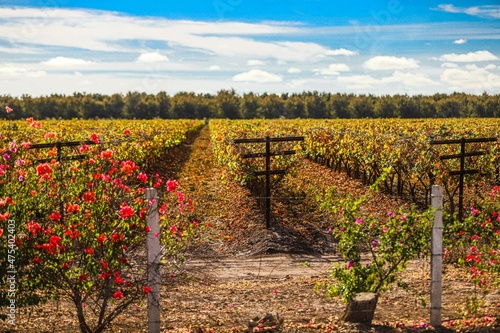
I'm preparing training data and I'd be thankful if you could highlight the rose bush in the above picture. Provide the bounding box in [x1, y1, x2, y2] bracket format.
[0, 114, 198, 333]
[319, 173, 434, 304]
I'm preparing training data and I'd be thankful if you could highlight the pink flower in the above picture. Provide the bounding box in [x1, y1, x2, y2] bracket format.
[355, 218, 363, 225]
[347, 261, 354, 269]
[5, 106, 13, 113]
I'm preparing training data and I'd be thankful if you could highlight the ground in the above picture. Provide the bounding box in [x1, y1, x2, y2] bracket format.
[2, 125, 499, 333]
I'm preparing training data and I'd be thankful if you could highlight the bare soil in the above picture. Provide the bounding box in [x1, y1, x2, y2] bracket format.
[2, 125, 499, 333]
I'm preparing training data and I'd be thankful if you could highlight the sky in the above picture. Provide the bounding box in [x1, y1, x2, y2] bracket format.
[0, 0, 499, 97]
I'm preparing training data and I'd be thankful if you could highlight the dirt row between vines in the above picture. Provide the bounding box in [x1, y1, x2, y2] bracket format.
[5, 124, 499, 333]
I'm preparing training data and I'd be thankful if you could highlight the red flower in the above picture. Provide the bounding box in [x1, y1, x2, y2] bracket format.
[79, 274, 88, 282]
[62, 262, 69, 269]
[115, 276, 124, 284]
[112, 291, 123, 300]
[123, 129, 131, 135]
[36, 163, 53, 179]
[84, 247, 94, 255]
[137, 172, 148, 183]
[99, 260, 108, 269]
[79, 144, 89, 153]
[27, 221, 42, 235]
[145, 225, 151, 233]
[97, 233, 106, 243]
[143, 286, 152, 294]
[44, 131, 56, 139]
[82, 191, 96, 203]
[111, 233, 124, 243]
[0, 229, 3, 237]
[119, 203, 134, 219]
[166, 179, 179, 192]
[49, 235, 61, 247]
[66, 203, 80, 213]
[33, 257, 42, 264]
[100, 149, 114, 159]
[120, 160, 139, 176]
[90, 133, 99, 144]
[49, 212, 62, 221]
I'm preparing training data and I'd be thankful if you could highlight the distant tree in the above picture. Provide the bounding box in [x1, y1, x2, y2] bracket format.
[349, 95, 375, 118]
[214, 89, 241, 119]
[330, 93, 353, 118]
[258, 93, 285, 118]
[105, 93, 125, 118]
[240, 92, 260, 118]
[374, 95, 397, 118]
[284, 94, 307, 118]
[305, 91, 329, 118]
[170, 92, 199, 118]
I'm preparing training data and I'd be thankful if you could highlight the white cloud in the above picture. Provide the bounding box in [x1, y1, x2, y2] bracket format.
[287, 67, 301, 73]
[324, 48, 358, 56]
[337, 71, 437, 89]
[315, 63, 350, 75]
[337, 75, 379, 89]
[41, 56, 94, 66]
[0, 7, 339, 63]
[453, 38, 467, 45]
[0, 65, 46, 77]
[387, 71, 437, 87]
[136, 52, 169, 63]
[247, 60, 264, 66]
[438, 50, 499, 62]
[363, 56, 419, 70]
[232, 69, 282, 83]
[435, 4, 500, 19]
[441, 62, 459, 68]
[441, 67, 500, 91]
[208, 65, 221, 71]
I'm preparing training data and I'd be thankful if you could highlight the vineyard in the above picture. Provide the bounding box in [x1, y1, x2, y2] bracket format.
[0, 117, 499, 332]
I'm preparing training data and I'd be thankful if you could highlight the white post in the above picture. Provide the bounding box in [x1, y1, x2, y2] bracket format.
[146, 188, 161, 333]
[430, 185, 443, 327]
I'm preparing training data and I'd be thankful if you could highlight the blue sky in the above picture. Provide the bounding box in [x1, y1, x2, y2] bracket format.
[0, 0, 499, 96]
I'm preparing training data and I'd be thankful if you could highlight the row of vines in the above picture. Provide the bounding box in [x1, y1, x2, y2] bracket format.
[211, 118, 500, 216]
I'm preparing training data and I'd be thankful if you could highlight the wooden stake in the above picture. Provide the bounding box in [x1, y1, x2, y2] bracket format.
[146, 188, 161, 333]
[430, 185, 443, 327]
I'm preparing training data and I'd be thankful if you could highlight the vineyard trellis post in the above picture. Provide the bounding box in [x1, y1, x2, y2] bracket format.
[233, 135, 304, 229]
[430, 185, 443, 327]
[430, 137, 497, 221]
[146, 188, 161, 333]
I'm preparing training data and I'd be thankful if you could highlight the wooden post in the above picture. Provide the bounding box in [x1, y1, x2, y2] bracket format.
[430, 185, 443, 327]
[265, 136, 271, 229]
[146, 188, 161, 333]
